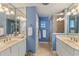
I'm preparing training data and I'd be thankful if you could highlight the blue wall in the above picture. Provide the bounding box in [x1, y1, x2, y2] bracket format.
[26, 7, 37, 53]
[39, 17, 50, 42]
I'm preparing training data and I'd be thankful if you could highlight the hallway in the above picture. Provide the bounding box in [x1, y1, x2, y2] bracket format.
[35, 41, 57, 56]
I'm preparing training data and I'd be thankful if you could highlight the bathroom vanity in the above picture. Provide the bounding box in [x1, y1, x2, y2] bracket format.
[0, 34, 26, 56]
[56, 34, 79, 56]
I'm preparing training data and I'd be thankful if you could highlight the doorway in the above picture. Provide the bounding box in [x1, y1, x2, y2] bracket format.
[35, 16, 53, 56]
[39, 16, 50, 42]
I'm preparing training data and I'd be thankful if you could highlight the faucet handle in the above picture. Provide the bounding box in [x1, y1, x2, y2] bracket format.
[74, 38, 75, 41]
[71, 37, 72, 40]
[76, 39, 77, 42]
[3, 40, 6, 43]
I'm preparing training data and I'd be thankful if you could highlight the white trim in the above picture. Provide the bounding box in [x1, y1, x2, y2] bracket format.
[35, 14, 39, 53]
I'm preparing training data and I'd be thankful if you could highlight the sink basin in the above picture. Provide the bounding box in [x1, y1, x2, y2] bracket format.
[63, 38, 79, 49]
[5, 39, 17, 45]
[0, 42, 6, 48]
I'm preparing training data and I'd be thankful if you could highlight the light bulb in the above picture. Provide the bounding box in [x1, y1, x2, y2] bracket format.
[71, 9, 76, 13]
[0, 8, 4, 12]
[59, 13, 64, 15]
[56, 18, 59, 21]
[59, 17, 64, 21]
[0, 4, 4, 12]
[76, 5, 79, 10]
[56, 17, 62, 22]
[10, 10, 15, 15]
[4, 7, 9, 12]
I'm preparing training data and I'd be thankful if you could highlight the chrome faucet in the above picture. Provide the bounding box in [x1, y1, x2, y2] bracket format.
[76, 39, 77, 42]
[70, 37, 72, 40]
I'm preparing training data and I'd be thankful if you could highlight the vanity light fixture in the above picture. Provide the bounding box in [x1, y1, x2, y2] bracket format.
[0, 8, 4, 12]
[0, 4, 4, 12]
[0, 4, 2, 8]
[76, 5, 79, 13]
[56, 17, 64, 22]
[3, 7, 9, 12]
[59, 17, 64, 21]
[76, 5, 79, 10]
[59, 17, 62, 21]
[56, 17, 60, 21]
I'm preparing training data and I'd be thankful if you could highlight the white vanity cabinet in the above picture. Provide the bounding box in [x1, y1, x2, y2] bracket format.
[56, 38, 74, 56]
[19, 39, 26, 56]
[0, 38, 26, 56]
[74, 49, 79, 56]
[10, 43, 19, 56]
[0, 48, 10, 56]
[10, 39, 26, 56]
[56, 38, 63, 56]
[62, 42, 73, 56]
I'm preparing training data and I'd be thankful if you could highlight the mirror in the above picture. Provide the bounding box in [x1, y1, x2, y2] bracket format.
[68, 14, 79, 33]
[69, 15, 76, 33]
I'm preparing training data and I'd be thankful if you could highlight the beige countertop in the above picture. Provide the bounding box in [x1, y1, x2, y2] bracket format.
[56, 35, 79, 51]
[0, 34, 25, 53]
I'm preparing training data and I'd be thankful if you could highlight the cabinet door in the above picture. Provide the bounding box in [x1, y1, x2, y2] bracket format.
[62, 42, 73, 56]
[0, 48, 10, 56]
[56, 38, 73, 56]
[10, 44, 19, 56]
[19, 39, 26, 56]
[56, 38, 62, 56]
[74, 49, 79, 56]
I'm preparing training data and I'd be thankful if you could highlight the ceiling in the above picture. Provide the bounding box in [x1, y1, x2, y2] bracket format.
[12, 3, 72, 16]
